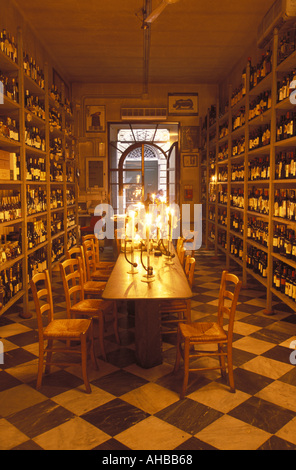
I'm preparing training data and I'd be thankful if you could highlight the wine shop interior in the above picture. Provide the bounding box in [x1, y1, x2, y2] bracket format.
[1, 0, 296, 452]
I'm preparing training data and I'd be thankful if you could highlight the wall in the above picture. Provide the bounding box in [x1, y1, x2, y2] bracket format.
[72, 81, 218, 212]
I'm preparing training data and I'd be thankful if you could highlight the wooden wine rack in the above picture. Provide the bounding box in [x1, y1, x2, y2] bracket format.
[201, 27, 296, 315]
[0, 28, 78, 317]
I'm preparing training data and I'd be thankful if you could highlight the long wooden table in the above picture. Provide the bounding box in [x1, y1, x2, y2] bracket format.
[102, 248, 193, 368]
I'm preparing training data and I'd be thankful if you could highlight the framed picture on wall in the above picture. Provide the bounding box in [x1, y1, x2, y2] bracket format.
[183, 154, 198, 167]
[168, 93, 198, 116]
[85, 157, 105, 189]
[85, 105, 106, 133]
[181, 126, 199, 152]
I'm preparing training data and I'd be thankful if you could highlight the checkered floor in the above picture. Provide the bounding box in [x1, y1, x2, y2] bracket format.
[1, 247, 296, 450]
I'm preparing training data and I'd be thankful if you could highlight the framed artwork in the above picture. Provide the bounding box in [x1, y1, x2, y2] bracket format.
[85, 157, 105, 189]
[181, 126, 199, 152]
[183, 154, 198, 167]
[168, 93, 198, 116]
[85, 105, 106, 133]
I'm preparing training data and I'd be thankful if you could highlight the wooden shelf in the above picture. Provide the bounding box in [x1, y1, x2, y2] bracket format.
[276, 50, 296, 73]
[0, 254, 24, 273]
[1, 290, 25, 316]
[0, 28, 78, 317]
[202, 29, 296, 315]
[0, 49, 19, 71]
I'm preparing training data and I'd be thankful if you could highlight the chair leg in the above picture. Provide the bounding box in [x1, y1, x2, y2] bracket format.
[89, 321, 99, 370]
[180, 338, 190, 399]
[113, 302, 120, 344]
[185, 300, 191, 323]
[174, 327, 182, 373]
[218, 343, 227, 380]
[227, 344, 235, 393]
[97, 315, 107, 361]
[36, 342, 44, 389]
[81, 333, 91, 394]
[45, 339, 53, 374]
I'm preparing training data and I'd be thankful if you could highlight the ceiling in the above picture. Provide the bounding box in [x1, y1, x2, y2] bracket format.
[14, 0, 275, 85]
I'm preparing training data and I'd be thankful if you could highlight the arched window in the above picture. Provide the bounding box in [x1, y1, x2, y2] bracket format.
[109, 123, 179, 213]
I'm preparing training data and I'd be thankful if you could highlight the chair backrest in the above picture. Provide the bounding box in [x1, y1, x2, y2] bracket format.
[59, 257, 84, 316]
[82, 234, 100, 264]
[114, 229, 122, 255]
[217, 270, 242, 340]
[184, 256, 195, 288]
[179, 246, 186, 267]
[82, 239, 97, 280]
[176, 237, 184, 258]
[30, 270, 54, 342]
[66, 245, 87, 283]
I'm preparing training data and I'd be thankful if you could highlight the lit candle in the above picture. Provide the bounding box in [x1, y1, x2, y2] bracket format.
[146, 213, 152, 267]
[130, 211, 135, 267]
[130, 211, 135, 240]
[156, 215, 161, 242]
[166, 207, 171, 241]
[170, 208, 174, 242]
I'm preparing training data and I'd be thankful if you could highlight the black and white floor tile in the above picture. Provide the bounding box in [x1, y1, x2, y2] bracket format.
[1, 248, 296, 450]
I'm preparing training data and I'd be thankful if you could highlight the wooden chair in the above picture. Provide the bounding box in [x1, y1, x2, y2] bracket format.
[114, 229, 122, 257]
[67, 246, 106, 297]
[83, 239, 112, 282]
[30, 270, 97, 393]
[59, 257, 120, 361]
[159, 257, 196, 337]
[176, 237, 184, 260]
[82, 234, 115, 270]
[178, 246, 186, 268]
[184, 255, 195, 287]
[174, 270, 242, 399]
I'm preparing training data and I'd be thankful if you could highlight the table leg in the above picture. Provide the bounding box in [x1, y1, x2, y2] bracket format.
[135, 300, 162, 368]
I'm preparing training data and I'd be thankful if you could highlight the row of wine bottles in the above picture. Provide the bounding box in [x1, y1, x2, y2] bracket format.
[0, 262, 22, 305]
[0, 116, 19, 141]
[0, 71, 18, 103]
[0, 29, 17, 63]
[277, 70, 296, 103]
[0, 234, 73, 304]
[273, 261, 296, 302]
[0, 230, 22, 265]
[278, 30, 296, 64]
[246, 246, 268, 278]
[275, 151, 296, 179]
[249, 91, 271, 121]
[0, 194, 21, 222]
[232, 137, 245, 156]
[214, 186, 296, 221]
[232, 107, 246, 131]
[23, 53, 45, 90]
[217, 214, 296, 267]
[214, 150, 296, 181]
[25, 90, 45, 120]
[27, 220, 47, 250]
[276, 112, 296, 141]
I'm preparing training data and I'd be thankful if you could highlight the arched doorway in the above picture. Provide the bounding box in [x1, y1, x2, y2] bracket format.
[108, 123, 179, 213]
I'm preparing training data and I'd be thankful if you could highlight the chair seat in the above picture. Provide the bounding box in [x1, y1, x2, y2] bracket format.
[179, 321, 228, 343]
[91, 269, 110, 281]
[84, 281, 106, 295]
[96, 261, 115, 269]
[70, 299, 114, 315]
[44, 319, 91, 339]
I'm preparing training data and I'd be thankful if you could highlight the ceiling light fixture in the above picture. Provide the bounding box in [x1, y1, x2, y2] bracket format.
[143, 0, 181, 27]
